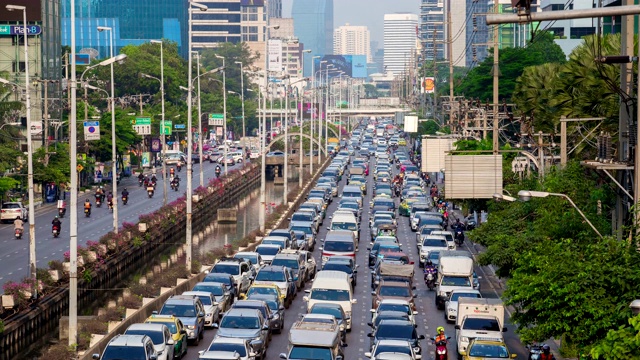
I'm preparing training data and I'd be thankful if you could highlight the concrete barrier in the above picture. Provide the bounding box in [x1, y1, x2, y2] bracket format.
[217, 208, 238, 223]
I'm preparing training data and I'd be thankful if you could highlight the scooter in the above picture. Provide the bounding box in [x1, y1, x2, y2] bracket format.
[455, 230, 464, 246]
[138, 178, 144, 187]
[122, 195, 128, 205]
[527, 344, 543, 360]
[14, 228, 22, 239]
[431, 337, 451, 360]
[424, 266, 437, 291]
[147, 186, 155, 198]
[52, 225, 60, 238]
[84, 207, 91, 218]
[95, 195, 102, 208]
[58, 207, 66, 218]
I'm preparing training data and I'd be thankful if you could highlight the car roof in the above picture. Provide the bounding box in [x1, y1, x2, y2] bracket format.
[126, 323, 167, 332]
[225, 308, 262, 317]
[379, 299, 411, 306]
[108, 334, 148, 347]
[182, 291, 213, 298]
[377, 319, 415, 327]
[197, 351, 241, 360]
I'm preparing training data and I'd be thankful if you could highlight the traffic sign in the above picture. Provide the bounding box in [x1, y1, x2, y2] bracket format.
[133, 125, 151, 135]
[76, 164, 84, 172]
[209, 113, 224, 126]
[83, 121, 100, 141]
[174, 124, 186, 129]
[160, 120, 172, 135]
[131, 117, 151, 125]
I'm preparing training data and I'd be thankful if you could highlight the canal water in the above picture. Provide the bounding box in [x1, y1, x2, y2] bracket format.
[194, 167, 305, 257]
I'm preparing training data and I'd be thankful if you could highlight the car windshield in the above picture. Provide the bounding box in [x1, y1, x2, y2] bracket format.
[450, 292, 482, 301]
[428, 252, 440, 262]
[376, 324, 416, 339]
[463, 318, 502, 331]
[152, 321, 177, 333]
[256, 246, 280, 256]
[310, 289, 350, 301]
[324, 241, 354, 252]
[208, 342, 247, 356]
[292, 213, 313, 221]
[322, 263, 353, 274]
[220, 315, 260, 329]
[379, 285, 411, 297]
[331, 222, 357, 231]
[378, 303, 411, 314]
[374, 219, 393, 228]
[160, 304, 197, 317]
[311, 307, 343, 320]
[235, 254, 258, 265]
[271, 258, 299, 270]
[247, 287, 278, 297]
[192, 284, 225, 296]
[212, 264, 240, 276]
[124, 329, 164, 345]
[263, 239, 286, 247]
[422, 239, 447, 247]
[289, 346, 332, 360]
[469, 344, 510, 358]
[374, 344, 412, 356]
[441, 276, 472, 287]
[195, 295, 212, 306]
[255, 270, 286, 282]
[203, 274, 231, 285]
[420, 228, 436, 235]
[101, 345, 146, 359]
[291, 226, 312, 235]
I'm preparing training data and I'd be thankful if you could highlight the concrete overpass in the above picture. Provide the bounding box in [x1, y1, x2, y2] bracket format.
[258, 107, 410, 119]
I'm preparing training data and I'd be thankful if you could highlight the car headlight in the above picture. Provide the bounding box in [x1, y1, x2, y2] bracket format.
[460, 336, 469, 343]
[206, 313, 212, 317]
[272, 313, 280, 320]
[448, 308, 456, 313]
[185, 325, 195, 330]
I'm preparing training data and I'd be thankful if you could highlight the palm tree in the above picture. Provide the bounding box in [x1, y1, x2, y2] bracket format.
[512, 62, 562, 132]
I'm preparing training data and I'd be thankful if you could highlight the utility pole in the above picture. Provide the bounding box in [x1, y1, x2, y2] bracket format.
[447, 0, 454, 126]
[492, 0, 500, 154]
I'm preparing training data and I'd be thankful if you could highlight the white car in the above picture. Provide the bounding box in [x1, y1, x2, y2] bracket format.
[431, 230, 456, 250]
[182, 291, 220, 327]
[444, 289, 482, 323]
[228, 151, 244, 163]
[1, 202, 27, 223]
[365, 339, 422, 360]
[200, 337, 258, 360]
[123, 324, 174, 360]
[419, 236, 448, 266]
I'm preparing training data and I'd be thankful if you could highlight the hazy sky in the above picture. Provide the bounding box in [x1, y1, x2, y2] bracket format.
[282, 0, 420, 50]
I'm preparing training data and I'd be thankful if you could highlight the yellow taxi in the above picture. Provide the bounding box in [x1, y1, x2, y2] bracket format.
[398, 138, 407, 146]
[464, 337, 517, 359]
[242, 283, 285, 301]
[400, 198, 420, 216]
[350, 180, 367, 195]
[145, 314, 188, 358]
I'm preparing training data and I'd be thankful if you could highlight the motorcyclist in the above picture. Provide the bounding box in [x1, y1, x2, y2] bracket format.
[96, 186, 105, 201]
[122, 188, 129, 198]
[137, 172, 144, 181]
[424, 259, 437, 280]
[540, 344, 556, 360]
[52, 215, 62, 231]
[14, 217, 24, 233]
[107, 191, 114, 209]
[169, 167, 175, 178]
[215, 165, 222, 178]
[435, 326, 448, 344]
[151, 174, 157, 185]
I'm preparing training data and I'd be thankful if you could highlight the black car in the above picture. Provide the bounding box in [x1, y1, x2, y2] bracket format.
[322, 258, 358, 287]
[367, 319, 426, 354]
[191, 153, 201, 164]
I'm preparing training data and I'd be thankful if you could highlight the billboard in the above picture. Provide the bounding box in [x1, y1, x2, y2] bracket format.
[268, 39, 283, 72]
[404, 115, 418, 133]
[313, 55, 368, 78]
[422, 136, 456, 173]
[444, 155, 503, 199]
[421, 77, 435, 94]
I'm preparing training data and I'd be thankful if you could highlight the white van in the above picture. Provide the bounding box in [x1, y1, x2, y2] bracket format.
[320, 230, 357, 265]
[303, 270, 356, 330]
[162, 150, 186, 165]
[328, 213, 359, 240]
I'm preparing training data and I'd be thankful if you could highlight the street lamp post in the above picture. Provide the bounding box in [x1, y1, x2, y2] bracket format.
[215, 54, 227, 175]
[97, 25, 119, 234]
[149, 39, 167, 205]
[186, 1, 208, 272]
[317, 60, 327, 164]
[6, 3, 36, 298]
[324, 64, 334, 154]
[193, 51, 204, 187]
[310, 55, 320, 173]
[517, 190, 603, 238]
[235, 61, 246, 138]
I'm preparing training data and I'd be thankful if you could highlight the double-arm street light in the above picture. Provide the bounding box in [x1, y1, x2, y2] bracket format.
[192, 51, 206, 187]
[493, 190, 603, 238]
[6, 3, 37, 298]
[97, 25, 120, 234]
[234, 61, 246, 138]
[147, 39, 168, 206]
[310, 55, 320, 172]
[214, 54, 228, 175]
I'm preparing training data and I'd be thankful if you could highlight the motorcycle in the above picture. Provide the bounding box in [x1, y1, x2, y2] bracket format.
[122, 195, 128, 205]
[52, 225, 60, 238]
[95, 195, 102, 208]
[147, 186, 155, 198]
[455, 230, 464, 246]
[108, 200, 114, 213]
[424, 266, 437, 290]
[138, 178, 144, 187]
[215, 168, 221, 178]
[177, 163, 182, 172]
[84, 207, 91, 218]
[171, 181, 179, 191]
[14, 228, 22, 239]
[58, 207, 66, 218]
[527, 344, 543, 360]
[431, 337, 451, 360]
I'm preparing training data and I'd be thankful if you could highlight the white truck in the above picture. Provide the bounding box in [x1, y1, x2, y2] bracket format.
[435, 252, 474, 309]
[455, 298, 507, 358]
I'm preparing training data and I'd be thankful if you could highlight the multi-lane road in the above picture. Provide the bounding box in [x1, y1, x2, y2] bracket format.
[182, 153, 528, 360]
[0, 160, 244, 286]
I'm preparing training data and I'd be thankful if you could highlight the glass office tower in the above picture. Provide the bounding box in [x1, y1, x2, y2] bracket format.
[292, 0, 333, 76]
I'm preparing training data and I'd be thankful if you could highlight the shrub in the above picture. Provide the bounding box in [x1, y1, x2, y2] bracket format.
[48, 260, 64, 272]
[3, 281, 31, 308]
[81, 320, 108, 335]
[98, 306, 125, 322]
[121, 294, 142, 309]
[36, 268, 55, 288]
[129, 283, 158, 298]
[191, 259, 202, 274]
[45, 344, 75, 360]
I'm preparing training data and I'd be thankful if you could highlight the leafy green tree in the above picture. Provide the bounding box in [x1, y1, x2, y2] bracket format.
[512, 62, 562, 131]
[457, 32, 566, 101]
[33, 143, 70, 184]
[87, 109, 141, 162]
[590, 314, 640, 359]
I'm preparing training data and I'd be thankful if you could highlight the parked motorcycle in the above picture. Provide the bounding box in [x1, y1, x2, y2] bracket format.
[14, 228, 22, 239]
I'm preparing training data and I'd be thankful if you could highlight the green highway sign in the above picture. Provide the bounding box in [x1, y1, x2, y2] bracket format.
[131, 117, 151, 125]
[209, 114, 224, 119]
[160, 120, 172, 135]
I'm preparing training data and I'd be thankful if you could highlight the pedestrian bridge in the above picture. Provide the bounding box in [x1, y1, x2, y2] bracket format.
[258, 107, 409, 118]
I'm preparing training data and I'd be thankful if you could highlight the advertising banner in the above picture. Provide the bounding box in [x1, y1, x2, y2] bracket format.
[421, 77, 435, 94]
[313, 55, 368, 78]
[141, 152, 151, 168]
[268, 39, 283, 72]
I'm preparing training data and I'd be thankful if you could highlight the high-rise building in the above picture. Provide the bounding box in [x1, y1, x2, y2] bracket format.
[61, 0, 188, 58]
[465, 0, 488, 66]
[292, 0, 334, 76]
[191, 0, 241, 50]
[540, 0, 594, 56]
[268, 0, 282, 18]
[420, 0, 444, 60]
[384, 13, 419, 76]
[333, 23, 371, 62]
[271, 17, 295, 38]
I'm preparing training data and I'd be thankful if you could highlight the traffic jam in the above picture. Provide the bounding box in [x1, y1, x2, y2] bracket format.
[93, 118, 520, 360]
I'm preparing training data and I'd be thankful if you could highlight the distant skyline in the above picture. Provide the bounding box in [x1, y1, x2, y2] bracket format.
[282, 0, 419, 50]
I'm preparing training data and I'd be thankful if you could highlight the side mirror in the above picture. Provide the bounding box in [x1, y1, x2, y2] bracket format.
[415, 355, 422, 360]
[167, 339, 175, 345]
[279, 354, 288, 359]
[212, 302, 219, 306]
[455, 325, 461, 330]
[367, 333, 374, 337]
[212, 323, 219, 329]
[92, 355, 100, 360]
[351, 298, 358, 304]
[370, 308, 376, 313]
[413, 294, 418, 298]
[511, 354, 517, 359]
[412, 286, 417, 290]
[303, 296, 309, 302]
[370, 291, 376, 296]
[327, 227, 331, 231]
[413, 311, 418, 315]
[367, 322, 373, 327]
[198, 311, 205, 317]
[502, 327, 508, 332]
[198, 351, 205, 355]
[152, 310, 158, 315]
[180, 329, 187, 334]
[418, 334, 426, 340]
[279, 306, 285, 311]
[150, 355, 158, 360]
[364, 352, 372, 358]
[304, 289, 311, 293]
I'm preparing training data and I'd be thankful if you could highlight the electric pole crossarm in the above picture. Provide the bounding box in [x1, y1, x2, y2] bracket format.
[487, 5, 640, 24]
